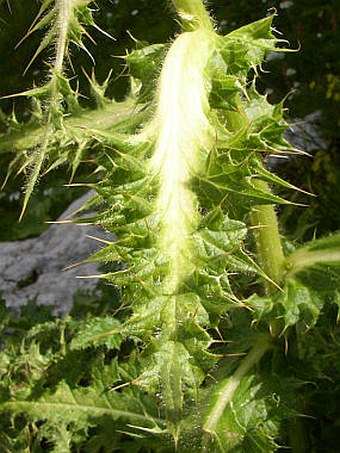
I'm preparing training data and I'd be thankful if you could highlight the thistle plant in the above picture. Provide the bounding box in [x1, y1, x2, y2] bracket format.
[0, 1, 339, 452]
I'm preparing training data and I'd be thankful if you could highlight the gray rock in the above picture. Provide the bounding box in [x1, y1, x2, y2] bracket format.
[0, 191, 113, 315]
[285, 110, 326, 152]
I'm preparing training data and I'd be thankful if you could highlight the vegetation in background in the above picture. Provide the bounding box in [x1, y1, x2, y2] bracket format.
[0, 1, 339, 452]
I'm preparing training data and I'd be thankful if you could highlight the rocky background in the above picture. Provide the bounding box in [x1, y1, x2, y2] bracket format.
[0, 192, 115, 314]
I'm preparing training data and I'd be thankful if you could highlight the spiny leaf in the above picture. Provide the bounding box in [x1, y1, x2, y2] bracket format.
[1, 356, 164, 450]
[247, 279, 328, 329]
[1, 381, 161, 448]
[124, 43, 169, 101]
[19, 0, 95, 74]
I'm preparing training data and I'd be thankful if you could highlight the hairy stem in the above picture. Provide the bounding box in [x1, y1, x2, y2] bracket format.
[54, 0, 71, 73]
[172, 0, 213, 31]
[150, 28, 214, 292]
[50, 0, 74, 107]
[20, 0, 76, 219]
[146, 28, 215, 419]
[251, 180, 285, 294]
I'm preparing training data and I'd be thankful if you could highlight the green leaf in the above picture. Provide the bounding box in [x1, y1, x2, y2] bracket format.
[247, 280, 325, 329]
[70, 317, 122, 350]
[276, 280, 325, 328]
[124, 43, 169, 101]
[224, 15, 278, 71]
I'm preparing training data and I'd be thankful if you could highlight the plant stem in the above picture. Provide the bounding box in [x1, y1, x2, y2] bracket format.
[203, 335, 271, 435]
[172, 0, 213, 31]
[50, 0, 74, 108]
[285, 248, 340, 278]
[54, 0, 71, 74]
[251, 180, 285, 294]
